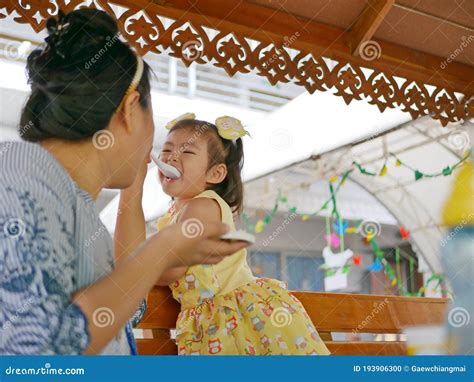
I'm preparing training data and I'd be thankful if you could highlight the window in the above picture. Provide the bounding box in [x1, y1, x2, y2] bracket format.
[248, 251, 281, 279]
[286, 256, 325, 292]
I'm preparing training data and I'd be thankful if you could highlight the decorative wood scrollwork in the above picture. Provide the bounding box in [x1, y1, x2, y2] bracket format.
[0, 0, 472, 125]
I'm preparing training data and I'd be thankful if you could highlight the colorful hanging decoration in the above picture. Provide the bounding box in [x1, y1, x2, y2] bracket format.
[332, 219, 348, 235]
[368, 258, 383, 272]
[352, 255, 362, 266]
[352, 150, 470, 181]
[399, 226, 410, 240]
[241, 150, 470, 235]
[239, 151, 463, 298]
[325, 233, 341, 248]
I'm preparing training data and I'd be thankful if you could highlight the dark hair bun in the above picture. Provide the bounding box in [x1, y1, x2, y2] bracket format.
[20, 9, 152, 142]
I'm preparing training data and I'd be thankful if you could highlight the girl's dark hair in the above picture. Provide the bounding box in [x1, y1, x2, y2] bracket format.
[169, 120, 244, 214]
[20, 9, 152, 141]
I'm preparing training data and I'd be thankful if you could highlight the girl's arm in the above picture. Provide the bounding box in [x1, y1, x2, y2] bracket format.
[155, 197, 221, 286]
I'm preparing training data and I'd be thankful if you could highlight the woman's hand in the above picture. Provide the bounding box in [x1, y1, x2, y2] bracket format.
[152, 221, 249, 270]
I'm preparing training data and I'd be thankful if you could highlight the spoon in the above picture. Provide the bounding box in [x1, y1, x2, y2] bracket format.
[150, 153, 182, 179]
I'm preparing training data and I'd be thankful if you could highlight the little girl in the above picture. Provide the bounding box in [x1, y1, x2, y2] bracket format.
[155, 113, 330, 355]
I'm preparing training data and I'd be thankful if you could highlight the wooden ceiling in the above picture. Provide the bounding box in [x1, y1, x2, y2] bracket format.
[1, 0, 472, 125]
[148, 0, 473, 93]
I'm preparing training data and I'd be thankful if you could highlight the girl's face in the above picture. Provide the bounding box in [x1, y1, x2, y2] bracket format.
[159, 128, 212, 199]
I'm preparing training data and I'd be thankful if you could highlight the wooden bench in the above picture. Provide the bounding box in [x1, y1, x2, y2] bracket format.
[136, 286, 449, 355]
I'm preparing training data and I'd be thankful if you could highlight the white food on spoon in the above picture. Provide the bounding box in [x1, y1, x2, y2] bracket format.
[150, 153, 182, 179]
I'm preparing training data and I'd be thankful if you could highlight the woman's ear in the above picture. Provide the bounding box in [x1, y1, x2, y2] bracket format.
[206, 163, 228, 185]
[121, 90, 141, 135]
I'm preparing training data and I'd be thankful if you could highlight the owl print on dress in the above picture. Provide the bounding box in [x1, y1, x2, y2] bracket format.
[307, 323, 321, 342]
[251, 316, 265, 332]
[244, 339, 256, 355]
[276, 334, 288, 350]
[294, 336, 309, 350]
[259, 299, 274, 317]
[207, 324, 219, 336]
[184, 274, 198, 290]
[280, 300, 296, 314]
[225, 316, 238, 335]
[235, 290, 246, 304]
[199, 288, 214, 304]
[260, 335, 272, 349]
[208, 339, 222, 354]
[246, 302, 255, 313]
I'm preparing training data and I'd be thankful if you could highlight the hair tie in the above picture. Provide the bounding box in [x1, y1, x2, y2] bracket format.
[45, 11, 71, 59]
[165, 113, 250, 141]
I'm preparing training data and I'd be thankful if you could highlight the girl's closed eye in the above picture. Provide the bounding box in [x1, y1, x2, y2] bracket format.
[160, 149, 172, 157]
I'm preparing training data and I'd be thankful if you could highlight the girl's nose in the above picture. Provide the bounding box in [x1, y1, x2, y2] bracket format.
[167, 152, 179, 163]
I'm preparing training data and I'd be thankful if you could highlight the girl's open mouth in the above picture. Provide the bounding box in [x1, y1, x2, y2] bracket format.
[163, 174, 177, 183]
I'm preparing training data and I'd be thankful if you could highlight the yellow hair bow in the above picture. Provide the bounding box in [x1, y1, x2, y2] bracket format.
[165, 112, 250, 140]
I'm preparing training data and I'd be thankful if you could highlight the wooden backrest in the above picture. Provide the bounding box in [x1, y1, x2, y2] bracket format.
[136, 286, 449, 355]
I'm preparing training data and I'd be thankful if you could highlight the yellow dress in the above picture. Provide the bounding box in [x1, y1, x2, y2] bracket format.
[157, 190, 330, 355]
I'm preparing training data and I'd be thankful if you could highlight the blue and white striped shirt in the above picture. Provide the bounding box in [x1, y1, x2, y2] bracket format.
[0, 141, 136, 355]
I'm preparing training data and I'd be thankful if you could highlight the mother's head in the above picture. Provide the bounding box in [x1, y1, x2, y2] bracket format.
[20, 8, 154, 188]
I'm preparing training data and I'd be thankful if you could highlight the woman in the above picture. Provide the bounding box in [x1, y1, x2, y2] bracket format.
[0, 9, 249, 355]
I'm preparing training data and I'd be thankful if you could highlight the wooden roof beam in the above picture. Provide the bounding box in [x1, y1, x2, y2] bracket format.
[348, 0, 395, 56]
[147, 0, 473, 94]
